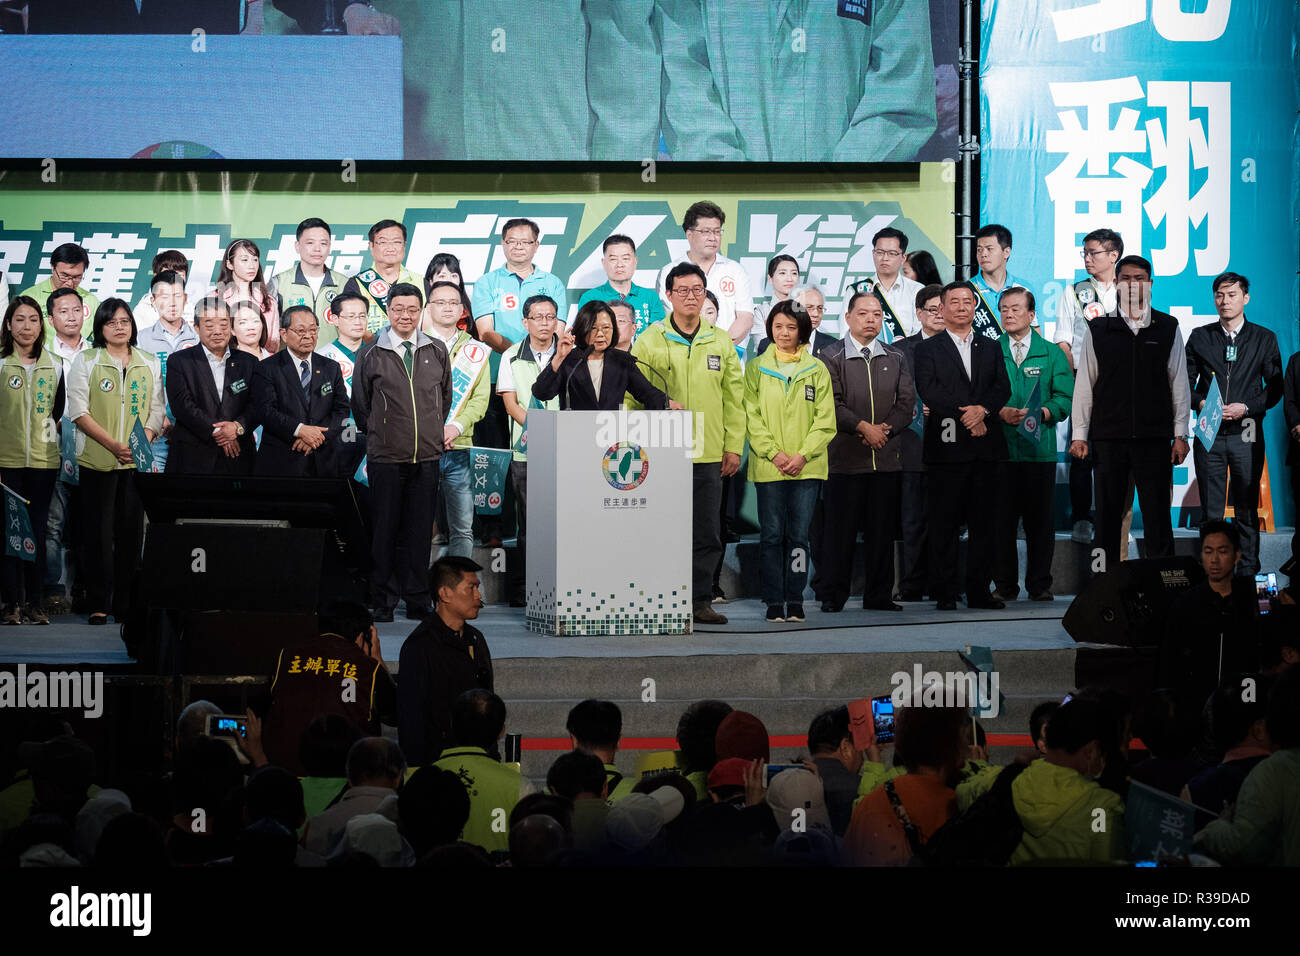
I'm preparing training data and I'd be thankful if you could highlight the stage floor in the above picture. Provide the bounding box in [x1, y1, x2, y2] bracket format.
[1, 597, 1077, 666]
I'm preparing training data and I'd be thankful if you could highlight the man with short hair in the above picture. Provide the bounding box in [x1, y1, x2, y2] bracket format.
[565, 699, 636, 804]
[136, 270, 199, 472]
[252, 305, 351, 477]
[497, 294, 561, 606]
[341, 219, 422, 336]
[1055, 228, 1123, 543]
[577, 234, 663, 338]
[1159, 520, 1263, 714]
[608, 300, 638, 352]
[471, 218, 568, 547]
[970, 224, 1031, 336]
[397, 556, 493, 765]
[23, 242, 100, 346]
[892, 283, 945, 601]
[425, 280, 491, 558]
[302, 737, 406, 857]
[1185, 272, 1283, 576]
[993, 288, 1074, 601]
[655, 201, 754, 346]
[851, 227, 924, 343]
[820, 290, 915, 612]
[913, 282, 1012, 610]
[806, 706, 866, 835]
[432, 690, 530, 854]
[317, 291, 367, 397]
[633, 262, 745, 625]
[269, 217, 350, 346]
[262, 600, 398, 776]
[352, 283, 451, 622]
[1070, 255, 1190, 570]
[41, 288, 92, 613]
[165, 296, 259, 475]
[131, 249, 194, 330]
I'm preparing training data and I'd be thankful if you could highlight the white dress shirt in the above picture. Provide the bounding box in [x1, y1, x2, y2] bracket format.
[1070, 307, 1190, 440]
[202, 345, 230, 395]
[869, 272, 924, 338]
[947, 327, 976, 379]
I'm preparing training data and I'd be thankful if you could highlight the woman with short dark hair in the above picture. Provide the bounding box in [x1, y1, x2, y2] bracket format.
[66, 299, 164, 625]
[533, 301, 673, 411]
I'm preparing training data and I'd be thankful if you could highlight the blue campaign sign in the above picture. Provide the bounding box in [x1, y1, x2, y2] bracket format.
[1194, 376, 1223, 451]
[980, 0, 1300, 527]
[128, 418, 155, 473]
[1126, 780, 1197, 863]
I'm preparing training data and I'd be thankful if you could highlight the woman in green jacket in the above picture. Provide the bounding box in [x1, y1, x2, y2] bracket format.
[744, 301, 835, 623]
[0, 296, 65, 625]
[67, 299, 165, 626]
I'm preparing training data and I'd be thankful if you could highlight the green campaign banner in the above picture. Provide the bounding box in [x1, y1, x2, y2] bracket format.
[2, 484, 37, 563]
[470, 447, 513, 516]
[0, 167, 955, 340]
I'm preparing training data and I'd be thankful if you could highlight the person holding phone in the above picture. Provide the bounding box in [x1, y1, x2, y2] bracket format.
[67, 299, 165, 626]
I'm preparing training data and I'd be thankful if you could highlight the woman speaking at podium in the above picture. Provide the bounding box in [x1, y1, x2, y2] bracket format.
[533, 301, 675, 411]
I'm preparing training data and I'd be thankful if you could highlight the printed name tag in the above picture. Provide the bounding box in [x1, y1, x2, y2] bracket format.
[1024, 366, 1042, 377]
[837, 0, 872, 25]
[321, 382, 333, 396]
[230, 379, 247, 393]
[707, 354, 721, 371]
[805, 384, 816, 401]
[1225, 345, 1237, 363]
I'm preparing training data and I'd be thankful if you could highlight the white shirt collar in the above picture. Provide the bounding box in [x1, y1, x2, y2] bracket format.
[947, 327, 975, 347]
[388, 327, 419, 347]
[1219, 316, 1244, 337]
[202, 344, 229, 364]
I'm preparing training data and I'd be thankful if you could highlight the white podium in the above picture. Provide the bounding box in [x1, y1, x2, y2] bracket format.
[526, 410, 693, 636]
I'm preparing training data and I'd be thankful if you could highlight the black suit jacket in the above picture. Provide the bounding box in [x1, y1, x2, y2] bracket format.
[533, 348, 669, 411]
[755, 329, 834, 360]
[251, 350, 352, 477]
[164, 346, 260, 475]
[913, 330, 1011, 464]
[1284, 351, 1300, 466]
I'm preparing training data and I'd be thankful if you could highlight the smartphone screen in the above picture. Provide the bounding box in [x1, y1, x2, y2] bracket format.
[208, 715, 247, 739]
[1255, 573, 1277, 615]
[871, 695, 895, 744]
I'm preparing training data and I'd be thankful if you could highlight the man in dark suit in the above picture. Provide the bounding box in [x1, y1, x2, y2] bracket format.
[164, 295, 258, 475]
[913, 281, 1012, 610]
[252, 306, 351, 477]
[892, 283, 945, 601]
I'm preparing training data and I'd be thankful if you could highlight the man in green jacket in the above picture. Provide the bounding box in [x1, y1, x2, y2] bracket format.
[22, 242, 100, 347]
[631, 263, 745, 625]
[993, 288, 1073, 602]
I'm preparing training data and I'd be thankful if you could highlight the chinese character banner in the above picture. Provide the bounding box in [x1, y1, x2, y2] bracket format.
[0, 166, 954, 339]
[981, 0, 1300, 526]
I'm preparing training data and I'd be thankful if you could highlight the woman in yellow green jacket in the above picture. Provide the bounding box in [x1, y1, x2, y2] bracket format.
[67, 299, 165, 626]
[0, 296, 65, 625]
[743, 301, 835, 624]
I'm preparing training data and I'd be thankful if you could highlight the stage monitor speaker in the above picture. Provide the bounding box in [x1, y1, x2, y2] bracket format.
[1062, 556, 1205, 647]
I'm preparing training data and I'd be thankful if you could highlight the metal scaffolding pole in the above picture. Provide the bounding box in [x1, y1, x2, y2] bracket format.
[957, 0, 980, 280]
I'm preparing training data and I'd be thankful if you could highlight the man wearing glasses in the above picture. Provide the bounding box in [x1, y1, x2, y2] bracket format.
[352, 283, 452, 623]
[252, 305, 351, 478]
[633, 263, 745, 626]
[1054, 228, 1123, 545]
[471, 218, 568, 547]
[655, 201, 754, 347]
[342, 219, 422, 336]
[852, 227, 923, 344]
[1069, 256, 1190, 571]
[23, 242, 100, 346]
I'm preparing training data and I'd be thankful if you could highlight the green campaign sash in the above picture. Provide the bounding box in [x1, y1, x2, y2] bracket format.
[851, 278, 905, 340]
[470, 446, 512, 515]
[966, 280, 1004, 342]
[1073, 278, 1106, 322]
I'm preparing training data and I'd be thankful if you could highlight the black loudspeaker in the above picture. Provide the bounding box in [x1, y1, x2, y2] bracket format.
[1062, 556, 1206, 647]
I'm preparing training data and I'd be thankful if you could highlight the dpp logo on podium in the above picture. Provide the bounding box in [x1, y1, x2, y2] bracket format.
[602, 442, 650, 491]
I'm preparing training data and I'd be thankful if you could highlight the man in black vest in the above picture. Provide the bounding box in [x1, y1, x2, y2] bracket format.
[252, 305, 352, 477]
[1069, 256, 1191, 571]
[164, 295, 258, 475]
[1185, 272, 1283, 576]
[912, 282, 1012, 610]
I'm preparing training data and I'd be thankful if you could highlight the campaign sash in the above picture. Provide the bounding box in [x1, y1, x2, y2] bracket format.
[966, 280, 1004, 342]
[851, 277, 905, 340]
[1073, 278, 1106, 322]
[448, 338, 491, 423]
